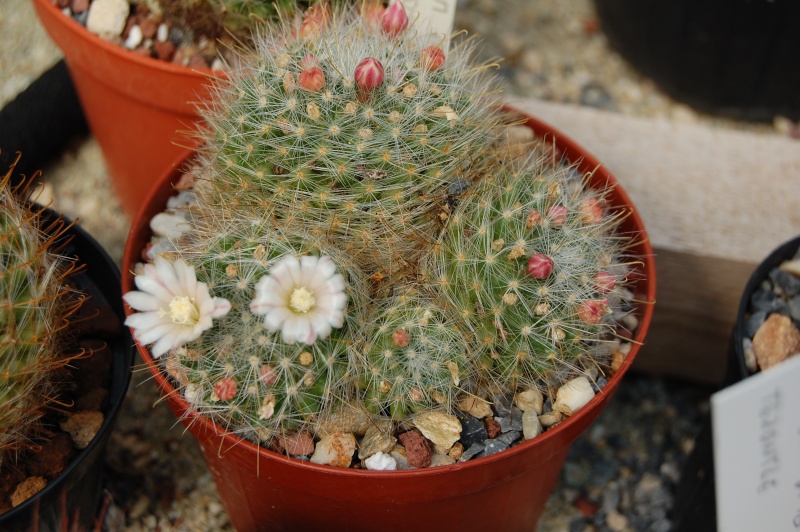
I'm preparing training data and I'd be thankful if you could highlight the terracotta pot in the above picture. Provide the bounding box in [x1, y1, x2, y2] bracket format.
[32, 0, 217, 217]
[0, 207, 135, 530]
[122, 113, 656, 531]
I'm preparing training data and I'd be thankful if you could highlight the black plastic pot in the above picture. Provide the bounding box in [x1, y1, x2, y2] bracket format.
[671, 235, 800, 531]
[594, 0, 800, 122]
[0, 207, 134, 531]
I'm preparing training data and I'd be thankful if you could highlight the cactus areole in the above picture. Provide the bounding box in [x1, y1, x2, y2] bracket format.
[122, 4, 654, 530]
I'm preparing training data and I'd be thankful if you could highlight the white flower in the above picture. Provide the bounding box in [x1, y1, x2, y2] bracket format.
[124, 257, 231, 358]
[250, 255, 347, 345]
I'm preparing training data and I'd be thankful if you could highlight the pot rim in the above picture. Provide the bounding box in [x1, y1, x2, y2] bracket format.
[121, 108, 656, 478]
[33, 0, 219, 79]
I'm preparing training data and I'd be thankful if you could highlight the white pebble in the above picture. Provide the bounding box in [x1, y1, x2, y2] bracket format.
[622, 313, 639, 332]
[515, 388, 544, 414]
[364, 451, 397, 471]
[86, 0, 129, 40]
[522, 409, 543, 440]
[310, 433, 356, 467]
[149, 212, 190, 240]
[157, 23, 169, 43]
[780, 259, 800, 277]
[124, 25, 143, 50]
[554, 376, 596, 416]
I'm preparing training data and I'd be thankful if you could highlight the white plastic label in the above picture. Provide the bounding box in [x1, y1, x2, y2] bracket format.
[712, 354, 800, 532]
[395, 0, 457, 46]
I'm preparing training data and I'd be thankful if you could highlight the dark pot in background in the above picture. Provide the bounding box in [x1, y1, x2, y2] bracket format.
[671, 235, 800, 531]
[0, 207, 135, 531]
[593, 0, 800, 122]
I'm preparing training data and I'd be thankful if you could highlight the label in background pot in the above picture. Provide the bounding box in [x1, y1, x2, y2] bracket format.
[712, 354, 800, 531]
[398, 0, 456, 47]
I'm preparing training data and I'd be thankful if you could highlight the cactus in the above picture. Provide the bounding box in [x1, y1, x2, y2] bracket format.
[358, 288, 473, 419]
[126, 2, 639, 450]
[191, 1, 504, 280]
[136, 215, 372, 442]
[423, 149, 631, 392]
[0, 157, 84, 468]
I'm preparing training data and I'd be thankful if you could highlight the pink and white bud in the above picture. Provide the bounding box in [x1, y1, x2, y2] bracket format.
[381, 1, 409, 37]
[419, 46, 446, 71]
[298, 67, 325, 92]
[594, 271, 617, 294]
[355, 57, 385, 93]
[579, 197, 603, 225]
[391, 328, 411, 347]
[577, 299, 609, 324]
[214, 377, 238, 401]
[547, 205, 568, 227]
[526, 253, 554, 279]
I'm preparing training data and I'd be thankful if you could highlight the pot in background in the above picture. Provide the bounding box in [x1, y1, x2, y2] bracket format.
[32, 0, 216, 217]
[594, 0, 800, 122]
[0, 207, 135, 530]
[671, 235, 800, 531]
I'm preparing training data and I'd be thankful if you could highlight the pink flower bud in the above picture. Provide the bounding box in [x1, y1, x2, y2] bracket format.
[579, 197, 603, 225]
[299, 53, 319, 70]
[259, 365, 278, 386]
[547, 205, 567, 227]
[420, 46, 445, 71]
[355, 57, 385, 93]
[525, 208, 542, 229]
[526, 253, 554, 279]
[360, 0, 385, 28]
[381, 1, 409, 37]
[409, 387, 425, 403]
[577, 299, 609, 324]
[214, 377, 238, 401]
[300, 2, 331, 38]
[392, 329, 411, 347]
[298, 67, 325, 92]
[595, 271, 616, 293]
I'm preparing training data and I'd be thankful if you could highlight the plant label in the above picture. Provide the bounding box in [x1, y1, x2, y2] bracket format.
[395, 0, 457, 47]
[712, 354, 800, 532]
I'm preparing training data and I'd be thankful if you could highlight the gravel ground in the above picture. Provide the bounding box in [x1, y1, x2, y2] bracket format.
[1, 0, 736, 529]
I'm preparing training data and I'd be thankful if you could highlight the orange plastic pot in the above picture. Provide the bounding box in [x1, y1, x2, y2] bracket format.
[122, 112, 656, 531]
[32, 0, 218, 217]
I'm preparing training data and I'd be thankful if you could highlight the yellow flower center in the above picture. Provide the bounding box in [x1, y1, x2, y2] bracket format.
[168, 296, 199, 325]
[289, 287, 316, 314]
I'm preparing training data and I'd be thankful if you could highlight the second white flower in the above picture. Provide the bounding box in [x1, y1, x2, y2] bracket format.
[250, 255, 347, 344]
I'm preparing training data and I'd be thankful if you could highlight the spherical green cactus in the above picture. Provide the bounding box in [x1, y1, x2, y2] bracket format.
[423, 151, 631, 392]
[140, 216, 372, 442]
[191, 2, 504, 281]
[358, 288, 473, 419]
[0, 158, 82, 468]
